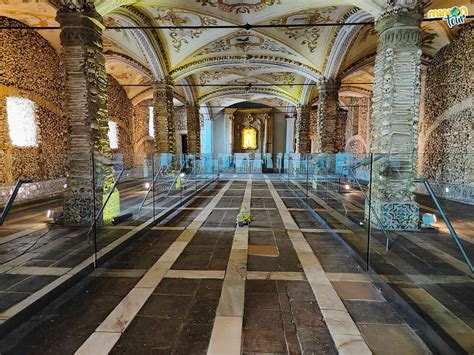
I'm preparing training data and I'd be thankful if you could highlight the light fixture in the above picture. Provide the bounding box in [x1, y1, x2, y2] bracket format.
[421, 213, 437, 228]
[144, 182, 151, 189]
[180, 173, 186, 178]
[445, 187, 450, 193]
[344, 184, 350, 190]
[64, 184, 67, 189]
[47, 210, 53, 218]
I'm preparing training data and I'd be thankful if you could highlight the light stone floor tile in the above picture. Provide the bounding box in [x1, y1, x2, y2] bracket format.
[323, 309, 366, 336]
[358, 323, 430, 355]
[95, 287, 155, 333]
[332, 281, 384, 301]
[402, 287, 474, 352]
[327, 273, 372, 283]
[74, 332, 122, 355]
[93, 268, 147, 278]
[216, 280, 245, 317]
[209, 179, 251, 352]
[247, 244, 279, 257]
[8, 266, 71, 276]
[332, 334, 372, 355]
[0, 224, 46, 245]
[208, 316, 243, 355]
[246, 271, 306, 281]
[165, 270, 225, 279]
[152, 226, 186, 231]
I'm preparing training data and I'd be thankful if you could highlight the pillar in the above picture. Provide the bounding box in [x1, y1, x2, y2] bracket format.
[335, 109, 347, 152]
[369, 3, 423, 231]
[316, 78, 340, 153]
[57, 4, 115, 226]
[295, 105, 310, 154]
[285, 115, 295, 153]
[153, 77, 176, 155]
[186, 104, 200, 155]
[224, 110, 235, 154]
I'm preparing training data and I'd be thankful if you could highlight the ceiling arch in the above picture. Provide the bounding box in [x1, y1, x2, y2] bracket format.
[198, 87, 299, 106]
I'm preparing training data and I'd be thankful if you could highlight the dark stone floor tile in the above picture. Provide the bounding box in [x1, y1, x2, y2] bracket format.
[284, 330, 301, 354]
[112, 316, 182, 352]
[344, 300, 403, 324]
[285, 281, 316, 301]
[245, 292, 280, 310]
[139, 295, 193, 318]
[185, 298, 219, 325]
[174, 323, 213, 354]
[195, 280, 223, 299]
[290, 300, 325, 328]
[83, 276, 139, 297]
[0, 292, 29, 312]
[244, 309, 283, 331]
[243, 328, 287, 353]
[246, 280, 277, 294]
[9, 275, 58, 293]
[154, 279, 200, 296]
[297, 326, 337, 354]
[0, 274, 29, 291]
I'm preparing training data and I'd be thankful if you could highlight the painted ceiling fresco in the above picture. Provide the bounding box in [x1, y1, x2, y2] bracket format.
[1, 0, 468, 105]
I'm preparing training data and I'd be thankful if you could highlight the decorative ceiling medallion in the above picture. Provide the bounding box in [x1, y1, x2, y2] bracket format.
[263, 72, 295, 85]
[194, 30, 294, 57]
[271, 7, 337, 52]
[153, 9, 218, 52]
[196, 0, 282, 14]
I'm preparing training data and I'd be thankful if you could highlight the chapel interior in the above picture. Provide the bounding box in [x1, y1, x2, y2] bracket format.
[0, 0, 472, 354]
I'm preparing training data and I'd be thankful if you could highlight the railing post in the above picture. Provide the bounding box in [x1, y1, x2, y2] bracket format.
[366, 153, 374, 272]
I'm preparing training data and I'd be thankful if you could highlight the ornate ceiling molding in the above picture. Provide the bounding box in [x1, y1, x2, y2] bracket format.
[105, 50, 154, 79]
[324, 9, 373, 79]
[198, 87, 299, 106]
[111, 6, 170, 77]
[170, 55, 322, 82]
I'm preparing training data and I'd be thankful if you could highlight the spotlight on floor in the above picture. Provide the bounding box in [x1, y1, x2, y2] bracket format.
[46, 210, 60, 219]
[421, 213, 437, 229]
[144, 182, 151, 189]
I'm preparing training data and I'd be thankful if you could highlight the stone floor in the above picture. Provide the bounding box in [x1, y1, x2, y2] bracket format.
[291, 178, 474, 353]
[0, 177, 431, 354]
[0, 178, 208, 329]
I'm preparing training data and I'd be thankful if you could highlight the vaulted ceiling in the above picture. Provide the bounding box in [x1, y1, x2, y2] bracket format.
[1, 0, 471, 109]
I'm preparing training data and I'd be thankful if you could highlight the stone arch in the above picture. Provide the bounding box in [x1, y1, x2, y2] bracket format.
[170, 56, 323, 84]
[198, 88, 299, 106]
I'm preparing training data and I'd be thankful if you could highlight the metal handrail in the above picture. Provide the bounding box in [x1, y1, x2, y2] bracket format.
[415, 178, 473, 273]
[138, 165, 166, 212]
[86, 169, 124, 239]
[0, 179, 32, 226]
[165, 161, 186, 198]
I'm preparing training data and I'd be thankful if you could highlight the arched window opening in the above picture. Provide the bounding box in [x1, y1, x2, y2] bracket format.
[108, 121, 119, 149]
[148, 106, 154, 137]
[6, 97, 38, 147]
[242, 127, 257, 150]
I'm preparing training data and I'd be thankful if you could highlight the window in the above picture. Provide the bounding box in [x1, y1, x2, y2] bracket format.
[6, 97, 38, 147]
[148, 106, 154, 137]
[241, 127, 257, 150]
[108, 121, 119, 149]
